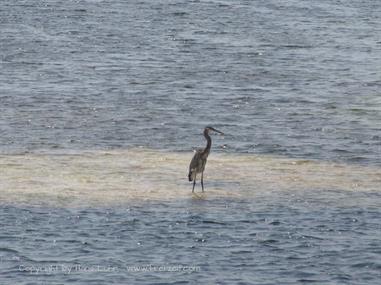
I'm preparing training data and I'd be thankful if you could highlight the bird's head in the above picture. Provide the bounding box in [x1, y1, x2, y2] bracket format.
[204, 126, 224, 135]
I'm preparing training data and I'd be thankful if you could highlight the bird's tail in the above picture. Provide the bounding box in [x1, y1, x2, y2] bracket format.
[188, 171, 193, 182]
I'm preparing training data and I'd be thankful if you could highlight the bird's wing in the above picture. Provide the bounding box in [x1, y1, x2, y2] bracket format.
[189, 150, 203, 171]
[188, 150, 203, 181]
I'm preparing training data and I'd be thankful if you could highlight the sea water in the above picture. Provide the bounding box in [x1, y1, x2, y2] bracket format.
[0, 0, 380, 284]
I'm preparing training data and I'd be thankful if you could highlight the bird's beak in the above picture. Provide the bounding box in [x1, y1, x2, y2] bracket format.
[212, 128, 224, 135]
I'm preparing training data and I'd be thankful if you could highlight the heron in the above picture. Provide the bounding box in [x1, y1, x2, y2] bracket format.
[188, 126, 224, 193]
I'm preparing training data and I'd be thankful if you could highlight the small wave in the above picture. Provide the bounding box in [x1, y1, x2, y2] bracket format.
[0, 247, 20, 254]
[201, 220, 227, 225]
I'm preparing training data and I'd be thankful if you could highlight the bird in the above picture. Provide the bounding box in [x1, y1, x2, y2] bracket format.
[188, 126, 224, 193]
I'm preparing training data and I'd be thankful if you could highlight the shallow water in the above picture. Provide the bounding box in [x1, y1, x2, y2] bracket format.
[0, 149, 381, 206]
[0, 148, 380, 207]
[1, 0, 381, 284]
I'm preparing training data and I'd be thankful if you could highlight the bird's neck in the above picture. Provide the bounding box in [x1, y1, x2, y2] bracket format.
[203, 130, 212, 154]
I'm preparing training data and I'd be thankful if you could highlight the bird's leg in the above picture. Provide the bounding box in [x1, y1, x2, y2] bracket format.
[192, 175, 196, 193]
[201, 172, 204, 192]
